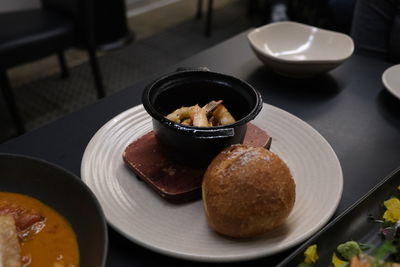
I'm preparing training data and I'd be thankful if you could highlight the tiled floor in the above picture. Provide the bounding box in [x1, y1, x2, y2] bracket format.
[7, 0, 236, 88]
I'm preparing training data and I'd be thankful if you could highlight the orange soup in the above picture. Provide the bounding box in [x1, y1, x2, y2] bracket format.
[0, 192, 79, 267]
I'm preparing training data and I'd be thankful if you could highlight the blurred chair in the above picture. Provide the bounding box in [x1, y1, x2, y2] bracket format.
[196, 0, 256, 37]
[0, 0, 122, 135]
[196, 0, 213, 36]
[287, 0, 356, 33]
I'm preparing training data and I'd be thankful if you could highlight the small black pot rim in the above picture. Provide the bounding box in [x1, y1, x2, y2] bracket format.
[142, 69, 263, 134]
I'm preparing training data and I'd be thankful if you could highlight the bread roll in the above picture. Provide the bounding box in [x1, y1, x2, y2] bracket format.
[202, 144, 295, 238]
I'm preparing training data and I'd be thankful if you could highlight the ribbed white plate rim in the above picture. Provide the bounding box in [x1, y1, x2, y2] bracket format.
[81, 103, 343, 262]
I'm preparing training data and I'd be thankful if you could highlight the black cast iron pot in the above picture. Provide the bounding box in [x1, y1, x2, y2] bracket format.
[142, 68, 263, 167]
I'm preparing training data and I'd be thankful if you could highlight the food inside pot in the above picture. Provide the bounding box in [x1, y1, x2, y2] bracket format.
[165, 100, 236, 127]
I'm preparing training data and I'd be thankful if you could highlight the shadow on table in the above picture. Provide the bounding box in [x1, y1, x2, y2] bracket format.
[246, 66, 342, 102]
[376, 89, 400, 132]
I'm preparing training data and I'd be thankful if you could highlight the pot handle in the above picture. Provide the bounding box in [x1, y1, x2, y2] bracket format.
[175, 66, 210, 72]
[191, 127, 235, 139]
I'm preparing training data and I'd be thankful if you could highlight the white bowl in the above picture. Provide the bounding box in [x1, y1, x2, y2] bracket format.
[382, 64, 400, 100]
[247, 21, 354, 78]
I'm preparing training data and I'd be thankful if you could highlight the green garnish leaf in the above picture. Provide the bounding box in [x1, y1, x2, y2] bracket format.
[359, 242, 374, 251]
[372, 241, 397, 264]
[337, 241, 362, 260]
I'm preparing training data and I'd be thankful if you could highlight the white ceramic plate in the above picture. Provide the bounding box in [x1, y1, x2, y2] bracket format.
[81, 103, 343, 262]
[382, 64, 400, 100]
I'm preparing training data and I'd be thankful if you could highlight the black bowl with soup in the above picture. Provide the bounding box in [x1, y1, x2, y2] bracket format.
[142, 68, 263, 167]
[0, 153, 107, 267]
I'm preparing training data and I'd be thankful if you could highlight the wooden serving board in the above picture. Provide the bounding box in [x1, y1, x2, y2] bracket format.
[123, 123, 271, 203]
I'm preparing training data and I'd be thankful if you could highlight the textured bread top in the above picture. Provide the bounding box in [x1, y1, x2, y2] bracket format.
[202, 144, 295, 238]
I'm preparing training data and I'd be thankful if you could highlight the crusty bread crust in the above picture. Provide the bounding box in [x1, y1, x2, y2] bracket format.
[202, 144, 295, 238]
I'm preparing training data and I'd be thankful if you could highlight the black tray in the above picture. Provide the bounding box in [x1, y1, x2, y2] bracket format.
[277, 167, 400, 267]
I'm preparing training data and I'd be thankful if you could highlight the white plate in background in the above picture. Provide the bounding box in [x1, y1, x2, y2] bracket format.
[382, 64, 400, 100]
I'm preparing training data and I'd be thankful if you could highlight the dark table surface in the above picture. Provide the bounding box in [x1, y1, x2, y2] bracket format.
[1, 31, 400, 266]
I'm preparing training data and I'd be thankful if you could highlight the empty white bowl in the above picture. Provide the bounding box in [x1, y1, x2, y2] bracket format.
[247, 21, 354, 78]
